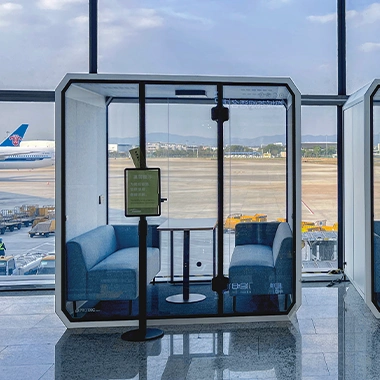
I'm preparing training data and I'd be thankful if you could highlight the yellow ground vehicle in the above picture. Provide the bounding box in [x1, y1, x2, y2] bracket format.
[301, 220, 338, 233]
[224, 213, 267, 230]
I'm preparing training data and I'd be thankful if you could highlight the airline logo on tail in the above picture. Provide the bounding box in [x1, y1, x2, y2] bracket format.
[0, 124, 28, 147]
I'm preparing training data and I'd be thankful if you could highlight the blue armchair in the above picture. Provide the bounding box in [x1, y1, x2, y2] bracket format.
[66, 224, 160, 315]
[228, 222, 293, 311]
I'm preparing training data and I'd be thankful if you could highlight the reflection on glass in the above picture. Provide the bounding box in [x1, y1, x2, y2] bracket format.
[56, 326, 300, 379]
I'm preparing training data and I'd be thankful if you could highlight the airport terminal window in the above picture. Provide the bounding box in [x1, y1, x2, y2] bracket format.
[0, 102, 55, 280]
[301, 106, 338, 275]
[0, 1, 375, 298]
[0, 1, 88, 90]
[346, 0, 380, 94]
[98, 1, 337, 95]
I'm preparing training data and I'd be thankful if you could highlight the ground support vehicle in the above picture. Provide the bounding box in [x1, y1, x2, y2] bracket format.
[0, 209, 22, 233]
[29, 220, 55, 238]
[0, 255, 16, 275]
[37, 254, 55, 274]
[224, 213, 267, 231]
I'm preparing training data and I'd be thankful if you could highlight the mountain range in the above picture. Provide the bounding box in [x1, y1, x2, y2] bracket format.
[110, 133, 338, 147]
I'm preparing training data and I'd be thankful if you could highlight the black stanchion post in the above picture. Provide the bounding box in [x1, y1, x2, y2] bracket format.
[211, 84, 230, 314]
[121, 82, 164, 341]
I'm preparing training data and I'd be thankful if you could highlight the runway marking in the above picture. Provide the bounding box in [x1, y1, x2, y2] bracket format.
[302, 199, 314, 215]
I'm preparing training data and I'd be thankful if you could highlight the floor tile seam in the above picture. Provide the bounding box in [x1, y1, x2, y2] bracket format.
[0, 296, 54, 301]
[0, 312, 56, 317]
[0, 363, 54, 371]
[302, 332, 339, 339]
[38, 363, 55, 379]
[301, 348, 365, 355]
[310, 318, 317, 334]
[321, 352, 334, 375]
[0, 305, 13, 313]
[0, 342, 56, 348]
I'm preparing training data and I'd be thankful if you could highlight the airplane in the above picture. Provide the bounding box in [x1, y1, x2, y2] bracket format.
[0, 124, 55, 169]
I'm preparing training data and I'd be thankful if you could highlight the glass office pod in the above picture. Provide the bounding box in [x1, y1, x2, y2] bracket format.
[55, 74, 301, 328]
[343, 79, 380, 318]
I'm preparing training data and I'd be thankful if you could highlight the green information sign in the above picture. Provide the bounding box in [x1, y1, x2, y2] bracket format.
[124, 168, 161, 217]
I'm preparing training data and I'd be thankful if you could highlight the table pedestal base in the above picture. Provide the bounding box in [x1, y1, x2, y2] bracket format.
[166, 293, 206, 304]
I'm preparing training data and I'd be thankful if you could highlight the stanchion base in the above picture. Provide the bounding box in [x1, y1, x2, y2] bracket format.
[121, 328, 164, 342]
[166, 293, 206, 303]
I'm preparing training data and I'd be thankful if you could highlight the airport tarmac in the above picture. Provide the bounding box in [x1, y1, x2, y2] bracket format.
[0, 158, 340, 278]
[109, 157, 339, 225]
[0, 157, 339, 224]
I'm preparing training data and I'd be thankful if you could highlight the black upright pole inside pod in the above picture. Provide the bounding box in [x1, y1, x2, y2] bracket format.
[211, 84, 229, 314]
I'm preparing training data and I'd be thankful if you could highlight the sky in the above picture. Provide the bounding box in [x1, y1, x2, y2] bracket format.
[1, 0, 380, 140]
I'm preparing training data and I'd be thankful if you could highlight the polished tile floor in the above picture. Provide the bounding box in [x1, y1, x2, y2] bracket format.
[0, 281, 379, 380]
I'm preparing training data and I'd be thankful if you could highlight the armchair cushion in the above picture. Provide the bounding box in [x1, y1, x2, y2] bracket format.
[229, 222, 293, 296]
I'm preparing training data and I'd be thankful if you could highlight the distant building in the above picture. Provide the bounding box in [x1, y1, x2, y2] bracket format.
[108, 144, 118, 152]
[301, 142, 337, 150]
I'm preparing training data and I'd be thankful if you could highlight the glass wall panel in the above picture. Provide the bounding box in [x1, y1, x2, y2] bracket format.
[62, 83, 153, 322]
[108, 102, 139, 224]
[223, 84, 294, 315]
[98, 0, 336, 94]
[223, 88, 288, 275]
[347, 1, 380, 94]
[301, 107, 338, 275]
[0, 1, 88, 89]
[0, 102, 55, 281]
[372, 87, 380, 311]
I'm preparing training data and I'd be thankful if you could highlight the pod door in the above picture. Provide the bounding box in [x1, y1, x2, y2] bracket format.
[145, 83, 219, 319]
[223, 84, 299, 316]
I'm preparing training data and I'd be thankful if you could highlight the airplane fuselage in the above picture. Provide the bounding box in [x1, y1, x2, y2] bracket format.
[0, 125, 55, 169]
[0, 150, 55, 169]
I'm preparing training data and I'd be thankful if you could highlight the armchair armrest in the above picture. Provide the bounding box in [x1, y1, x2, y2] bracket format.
[272, 222, 293, 294]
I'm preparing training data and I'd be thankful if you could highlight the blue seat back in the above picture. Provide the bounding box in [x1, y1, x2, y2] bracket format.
[113, 224, 160, 249]
[235, 222, 280, 247]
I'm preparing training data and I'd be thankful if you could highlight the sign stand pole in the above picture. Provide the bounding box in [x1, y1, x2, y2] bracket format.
[121, 215, 163, 341]
[122, 82, 164, 342]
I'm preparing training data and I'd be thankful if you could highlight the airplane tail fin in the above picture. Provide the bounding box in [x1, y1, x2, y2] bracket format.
[0, 124, 29, 147]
